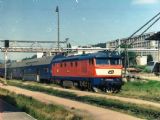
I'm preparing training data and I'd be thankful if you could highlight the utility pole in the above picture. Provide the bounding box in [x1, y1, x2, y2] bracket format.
[56, 6, 60, 51]
[3, 40, 9, 84]
[4, 48, 7, 81]
[118, 39, 121, 54]
[124, 40, 128, 75]
[158, 41, 160, 62]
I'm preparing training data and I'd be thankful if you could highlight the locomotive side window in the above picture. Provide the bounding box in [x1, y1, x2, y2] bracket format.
[64, 63, 66, 67]
[60, 63, 63, 67]
[70, 62, 73, 67]
[89, 59, 94, 65]
[75, 61, 78, 67]
[96, 58, 109, 65]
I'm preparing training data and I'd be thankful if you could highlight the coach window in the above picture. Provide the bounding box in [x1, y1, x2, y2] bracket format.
[44, 68, 49, 72]
[64, 63, 66, 67]
[37, 68, 40, 74]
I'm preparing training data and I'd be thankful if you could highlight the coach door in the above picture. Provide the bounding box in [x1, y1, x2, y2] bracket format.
[36, 68, 40, 82]
[81, 60, 88, 76]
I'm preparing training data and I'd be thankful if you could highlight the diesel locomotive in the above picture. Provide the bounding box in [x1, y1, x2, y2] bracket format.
[0, 51, 123, 92]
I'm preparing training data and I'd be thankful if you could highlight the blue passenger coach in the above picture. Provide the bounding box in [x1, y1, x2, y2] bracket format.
[7, 56, 54, 82]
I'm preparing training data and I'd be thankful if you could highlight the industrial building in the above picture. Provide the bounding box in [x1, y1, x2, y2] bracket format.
[106, 32, 159, 61]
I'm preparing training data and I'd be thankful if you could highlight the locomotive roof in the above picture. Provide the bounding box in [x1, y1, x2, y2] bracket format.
[6, 51, 121, 68]
[52, 51, 121, 63]
[8, 55, 55, 68]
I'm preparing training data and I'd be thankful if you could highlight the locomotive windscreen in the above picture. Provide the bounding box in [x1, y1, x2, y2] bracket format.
[96, 58, 109, 65]
[96, 58, 121, 65]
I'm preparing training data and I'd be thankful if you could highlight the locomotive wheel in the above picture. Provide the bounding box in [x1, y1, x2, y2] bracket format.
[87, 81, 92, 91]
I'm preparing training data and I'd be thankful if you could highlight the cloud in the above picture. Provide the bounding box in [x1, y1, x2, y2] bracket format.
[132, 0, 159, 4]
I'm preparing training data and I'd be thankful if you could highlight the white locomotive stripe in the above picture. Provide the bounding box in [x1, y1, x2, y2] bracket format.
[96, 69, 122, 76]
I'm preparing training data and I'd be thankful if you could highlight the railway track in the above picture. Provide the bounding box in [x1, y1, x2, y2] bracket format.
[0, 84, 142, 120]
[21, 81, 160, 109]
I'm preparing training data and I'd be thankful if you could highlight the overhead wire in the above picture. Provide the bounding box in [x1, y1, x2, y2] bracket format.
[113, 12, 160, 75]
[129, 14, 160, 47]
[114, 12, 160, 50]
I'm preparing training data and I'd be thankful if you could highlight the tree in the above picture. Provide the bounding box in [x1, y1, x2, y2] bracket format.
[92, 43, 106, 48]
[147, 54, 153, 63]
[31, 55, 37, 59]
[67, 43, 71, 48]
[7, 59, 12, 63]
[120, 44, 137, 67]
[66, 43, 72, 53]
[22, 54, 37, 61]
[128, 52, 137, 66]
[121, 51, 137, 67]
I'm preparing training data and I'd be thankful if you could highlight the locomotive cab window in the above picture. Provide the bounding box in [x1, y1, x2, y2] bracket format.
[96, 58, 109, 65]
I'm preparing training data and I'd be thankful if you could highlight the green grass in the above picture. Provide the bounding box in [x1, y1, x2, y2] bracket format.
[8, 80, 77, 99]
[6, 80, 160, 120]
[79, 96, 160, 120]
[0, 88, 83, 120]
[117, 80, 160, 102]
[8, 79, 160, 103]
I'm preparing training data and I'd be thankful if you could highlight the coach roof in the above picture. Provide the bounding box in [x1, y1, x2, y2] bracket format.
[52, 51, 121, 63]
[8, 55, 55, 68]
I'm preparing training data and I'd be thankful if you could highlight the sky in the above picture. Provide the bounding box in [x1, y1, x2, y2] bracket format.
[0, 0, 160, 60]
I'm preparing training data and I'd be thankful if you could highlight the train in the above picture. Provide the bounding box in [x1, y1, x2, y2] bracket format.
[0, 50, 123, 92]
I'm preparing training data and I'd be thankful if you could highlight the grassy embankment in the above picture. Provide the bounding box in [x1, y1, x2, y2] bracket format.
[0, 88, 84, 120]
[6, 79, 160, 120]
[117, 80, 160, 102]
[8, 79, 160, 103]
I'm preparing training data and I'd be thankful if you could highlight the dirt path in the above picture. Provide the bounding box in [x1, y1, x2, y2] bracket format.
[0, 99, 2, 120]
[131, 73, 160, 81]
[0, 85, 142, 120]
